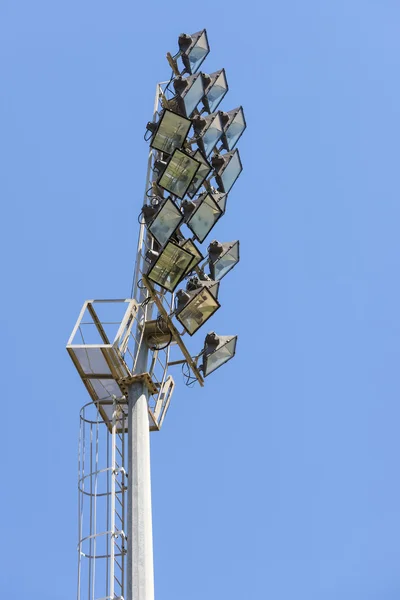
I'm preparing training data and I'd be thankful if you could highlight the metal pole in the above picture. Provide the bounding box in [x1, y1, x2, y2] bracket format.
[126, 81, 162, 600]
[127, 345, 154, 600]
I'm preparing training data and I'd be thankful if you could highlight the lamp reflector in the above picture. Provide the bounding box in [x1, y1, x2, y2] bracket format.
[172, 73, 205, 118]
[150, 110, 192, 154]
[208, 240, 240, 281]
[176, 287, 220, 336]
[178, 29, 210, 74]
[221, 107, 246, 151]
[193, 112, 224, 158]
[146, 240, 196, 292]
[212, 149, 242, 194]
[202, 333, 237, 377]
[147, 197, 183, 247]
[203, 69, 228, 113]
[158, 149, 201, 199]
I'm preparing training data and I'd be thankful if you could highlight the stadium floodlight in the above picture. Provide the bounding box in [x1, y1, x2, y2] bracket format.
[157, 149, 201, 199]
[200, 332, 237, 377]
[211, 149, 242, 194]
[219, 107, 247, 151]
[191, 112, 224, 158]
[202, 69, 228, 113]
[142, 197, 183, 247]
[208, 240, 240, 281]
[145, 240, 196, 292]
[171, 73, 205, 118]
[180, 238, 203, 278]
[186, 275, 220, 299]
[186, 150, 212, 198]
[178, 29, 210, 75]
[175, 287, 220, 336]
[147, 109, 192, 155]
[69, 29, 245, 600]
[182, 192, 224, 243]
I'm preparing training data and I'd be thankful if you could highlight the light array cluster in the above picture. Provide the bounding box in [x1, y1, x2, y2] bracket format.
[142, 29, 246, 378]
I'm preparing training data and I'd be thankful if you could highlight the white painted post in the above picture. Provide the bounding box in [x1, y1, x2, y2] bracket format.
[126, 379, 154, 600]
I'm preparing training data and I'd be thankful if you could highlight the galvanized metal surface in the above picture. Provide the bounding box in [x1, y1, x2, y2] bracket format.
[77, 398, 127, 600]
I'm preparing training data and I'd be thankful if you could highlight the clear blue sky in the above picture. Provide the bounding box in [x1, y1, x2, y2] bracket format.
[1, 1, 400, 598]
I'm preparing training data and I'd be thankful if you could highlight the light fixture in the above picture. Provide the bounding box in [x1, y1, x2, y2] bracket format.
[202, 69, 228, 113]
[186, 150, 212, 198]
[208, 240, 240, 281]
[200, 332, 237, 377]
[147, 109, 192, 155]
[180, 238, 203, 278]
[219, 107, 247, 151]
[186, 274, 220, 299]
[178, 29, 210, 75]
[142, 197, 183, 247]
[191, 112, 224, 158]
[175, 287, 220, 336]
[182, 192, 224, 243]
[145, 240, 196, 292]
[157, 148, 201, 199]
[170, 73, 205, 118]
[211, 149, 242, 194]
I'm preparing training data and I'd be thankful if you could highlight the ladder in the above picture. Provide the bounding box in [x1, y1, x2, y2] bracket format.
[110, 399, 127, 600]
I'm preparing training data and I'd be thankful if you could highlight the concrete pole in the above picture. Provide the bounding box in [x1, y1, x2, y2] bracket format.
[127, 378, 154, 600]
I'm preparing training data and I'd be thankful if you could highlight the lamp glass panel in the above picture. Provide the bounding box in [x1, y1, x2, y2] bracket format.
[187, 151, 211, 198]
[201, 113, 223, 157]
[225, 109, 246, 150]
[187, 31, 209, 73]
[147, 241, 195, 292]
[158, 150, 201, 199]
[213, 242, 239, 281]
[176, 289, 220, 335]
[188, 194, 222, 243]
[204, 338, 236, 376]
[207, 71, 228, 112]
[181, 239, 203, 276]
[183, 75, 204, 117]
[148, 198, 183, 246]
[221, 151, 242, 193]
[151, 110, 191, 154]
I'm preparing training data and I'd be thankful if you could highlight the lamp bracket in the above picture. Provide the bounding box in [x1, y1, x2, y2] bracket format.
[160, 93, 171, 110]
[166, 52, 180, 77]
[141, 276, 204, 386]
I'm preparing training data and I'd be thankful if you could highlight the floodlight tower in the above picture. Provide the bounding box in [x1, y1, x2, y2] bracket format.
[67, 29, 245, 600]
